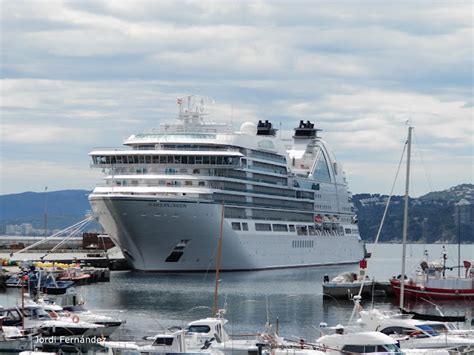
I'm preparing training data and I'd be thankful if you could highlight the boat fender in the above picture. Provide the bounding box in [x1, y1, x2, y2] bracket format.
[72, 315, 80, 323]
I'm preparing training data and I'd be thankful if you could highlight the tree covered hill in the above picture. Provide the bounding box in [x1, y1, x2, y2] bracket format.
[353, 184, 473, 243]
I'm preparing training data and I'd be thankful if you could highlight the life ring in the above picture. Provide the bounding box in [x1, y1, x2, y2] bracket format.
[72, 315, 80, 323]
[50, 311, 59, 319]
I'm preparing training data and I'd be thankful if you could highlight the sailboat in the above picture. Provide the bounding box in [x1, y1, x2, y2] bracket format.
[389, 127, 474, 301]
[357, 127, 474, 351]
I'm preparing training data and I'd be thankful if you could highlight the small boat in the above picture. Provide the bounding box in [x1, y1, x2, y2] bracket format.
[323, 261, 393, 300]
[58, 267, 91, 285]
[357, 309, 474, 350]
[98, 328, 224, 355]
[41, 278, 75, 295]
[390, 259, 474, 301]
[0, 304, 104, 340]
[317, 330, 458, 354]
[0, 317, 34, 353]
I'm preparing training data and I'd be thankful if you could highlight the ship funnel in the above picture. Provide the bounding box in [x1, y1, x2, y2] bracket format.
[293, 120, 321, 139]
[256, 120, 277, 136]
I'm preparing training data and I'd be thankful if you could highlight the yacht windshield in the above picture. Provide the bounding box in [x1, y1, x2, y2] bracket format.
[342, 344, 401, 353]
[422, 323, 450, 333]
[25, 307, 51, 320]
[415, 324, 439, 336]
[187, 325, 211, 333]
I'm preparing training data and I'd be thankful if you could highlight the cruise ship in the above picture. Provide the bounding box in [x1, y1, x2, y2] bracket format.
[88, 96, 365, 271]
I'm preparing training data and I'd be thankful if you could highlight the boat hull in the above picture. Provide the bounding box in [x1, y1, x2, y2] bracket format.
[89, 195, 365, 272]
[390, 279, 474, 300]
[323, 281, 394, 299]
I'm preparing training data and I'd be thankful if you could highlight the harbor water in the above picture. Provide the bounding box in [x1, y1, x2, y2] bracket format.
[0, 243, 472, 341]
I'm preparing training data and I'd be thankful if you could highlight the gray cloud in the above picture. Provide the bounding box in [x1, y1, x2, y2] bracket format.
[1, 0, 472, 195]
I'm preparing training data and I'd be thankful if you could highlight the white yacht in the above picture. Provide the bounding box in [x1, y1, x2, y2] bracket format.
[357, 309, 474, 350]
[88, 96, 365, 271]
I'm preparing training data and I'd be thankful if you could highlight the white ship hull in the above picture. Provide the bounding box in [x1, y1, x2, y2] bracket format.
[90, 195, 365, 272]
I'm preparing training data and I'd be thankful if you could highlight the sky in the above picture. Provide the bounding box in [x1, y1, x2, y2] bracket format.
[1, 1, 473, 197]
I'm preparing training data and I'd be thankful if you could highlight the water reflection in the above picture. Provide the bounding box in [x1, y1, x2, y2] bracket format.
[0, 244, 472, 340]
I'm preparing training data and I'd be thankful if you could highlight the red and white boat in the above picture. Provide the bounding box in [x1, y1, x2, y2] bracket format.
[391, 259, 474, 300]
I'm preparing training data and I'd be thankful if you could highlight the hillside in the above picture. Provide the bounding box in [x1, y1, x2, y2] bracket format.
[1, 185, 472, 242]
[353, 184, 473, 243]
[0, 190, 92, 232]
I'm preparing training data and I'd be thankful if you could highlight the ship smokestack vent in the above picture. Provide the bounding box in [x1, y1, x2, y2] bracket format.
[293, 120, 321, 139]
[257, 120, 277, 136]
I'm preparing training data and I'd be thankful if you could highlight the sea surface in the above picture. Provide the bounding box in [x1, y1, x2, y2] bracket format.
[1, 243, 473, 341]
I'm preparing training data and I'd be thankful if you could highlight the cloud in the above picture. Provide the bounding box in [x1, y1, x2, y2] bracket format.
[0, 1, 472, 195]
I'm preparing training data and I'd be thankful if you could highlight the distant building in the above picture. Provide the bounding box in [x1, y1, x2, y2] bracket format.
[4, 224, 59, 236]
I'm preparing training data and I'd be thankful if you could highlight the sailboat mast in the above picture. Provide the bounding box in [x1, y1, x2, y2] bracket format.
[212, 203, 225, 316]
[400, 126, 413, 309]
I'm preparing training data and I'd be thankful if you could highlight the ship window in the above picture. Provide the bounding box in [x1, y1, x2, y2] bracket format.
[145, 156, 151, 164]
[188, 156, 195, 164]
[210, 156, 216, 164]
[272, 224, 288, 232]
[217, 157, 223, 165]
[231, 222, 241, 231]
[152, 156, 159, 163]
[174, 156, 181, 164]
[314, 153, 331, 183]
[255, 223, 271, 231]
[345, 228, 351, 234]
[296, 225, 308, 236]
[198, 181, 205, 187]
[308, 225, 315, 235]
[160, 156, 166, 164]
[242, 223, 249, 231]
[195, 156, 203, 164]
[203, 156, 210, 164]
[153, 337, 174, 346]
[182, 156, 188, 164]
[193, 169, 200, 174]
[131, 180, 138, 186]
[289, 225, 295, 232]
[341, 345, 366, 353]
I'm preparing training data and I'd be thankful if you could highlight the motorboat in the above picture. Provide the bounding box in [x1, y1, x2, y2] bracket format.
[322, 263, 393, 300]
[98, 329, 224, 355]
[0, 304, 103, 340]
[0, 316, 34, 353]
[317, 330, 462, 354]
[184, 316, 263, 353]
[357, 309, 474, 350]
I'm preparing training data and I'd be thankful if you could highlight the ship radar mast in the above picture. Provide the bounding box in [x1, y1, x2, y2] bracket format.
[177, 95, 214, 120]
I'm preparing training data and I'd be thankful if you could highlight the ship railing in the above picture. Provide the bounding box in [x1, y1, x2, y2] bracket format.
[245, 166, 288, 175]
[99, 168, 288, 186]
[90, 147, 134, 151]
